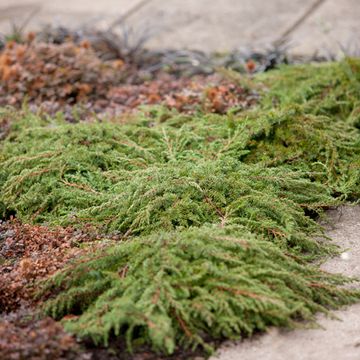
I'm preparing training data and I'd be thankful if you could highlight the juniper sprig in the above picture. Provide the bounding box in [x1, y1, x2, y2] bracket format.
[41, 227, 359, 354]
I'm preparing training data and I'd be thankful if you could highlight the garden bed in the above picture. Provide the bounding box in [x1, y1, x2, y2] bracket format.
[0, 36, 359, 359]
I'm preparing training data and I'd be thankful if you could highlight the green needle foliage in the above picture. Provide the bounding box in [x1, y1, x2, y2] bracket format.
[0, 138, 339, 257]
[1, 59, 360, 354]
[41, 227, 359, 355]
[258, 58, 360, 118]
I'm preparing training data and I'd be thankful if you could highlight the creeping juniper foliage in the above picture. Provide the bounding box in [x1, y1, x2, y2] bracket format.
[1, 59, 360, 355]
[42, 227, 358, 354]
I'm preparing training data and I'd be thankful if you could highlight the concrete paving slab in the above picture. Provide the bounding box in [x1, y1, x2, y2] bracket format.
[128, 0, 314, 52]
[211, 206, 360, 360]
[289, 0, 360, 56]
[2, 0, 358, 56]
[0, 0, 148, 33]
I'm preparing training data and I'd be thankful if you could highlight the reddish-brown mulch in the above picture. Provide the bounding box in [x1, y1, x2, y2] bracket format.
[0, 308, 90, 360]
[0, 40, 256, 121]
[0, 221, 110, 359]
[0, 220, 104, 312]
[0, 307, 207, 360]
[0, 39, 126, 107]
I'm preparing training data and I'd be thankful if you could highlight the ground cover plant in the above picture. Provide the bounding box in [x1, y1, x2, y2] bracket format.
[0, 56, 360, 358]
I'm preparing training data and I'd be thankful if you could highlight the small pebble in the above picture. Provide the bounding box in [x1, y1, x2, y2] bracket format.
[340, 252, 350, 260]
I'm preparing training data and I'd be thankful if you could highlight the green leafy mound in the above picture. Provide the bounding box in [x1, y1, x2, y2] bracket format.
[42, 227, 358, 354]
[0, 59, 360, 354]
[245, 59, 360, 194]
[0, 139, 338, 257]
[258, 58, 360, 117]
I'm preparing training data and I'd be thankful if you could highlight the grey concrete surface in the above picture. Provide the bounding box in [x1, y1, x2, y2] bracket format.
[290, 0, 360, 56]
[0, 0, 147, 32]
[0, 0, 359, 56]
[128, 0, 315, 52]
[211, 206, 360, 360]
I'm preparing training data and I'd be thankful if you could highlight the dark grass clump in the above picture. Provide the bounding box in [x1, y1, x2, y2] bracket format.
[0, 59, 360, 355]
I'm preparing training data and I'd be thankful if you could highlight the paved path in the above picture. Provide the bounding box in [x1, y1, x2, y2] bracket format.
[0, 0, 359, 56]
[211, 206, 360, 360]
